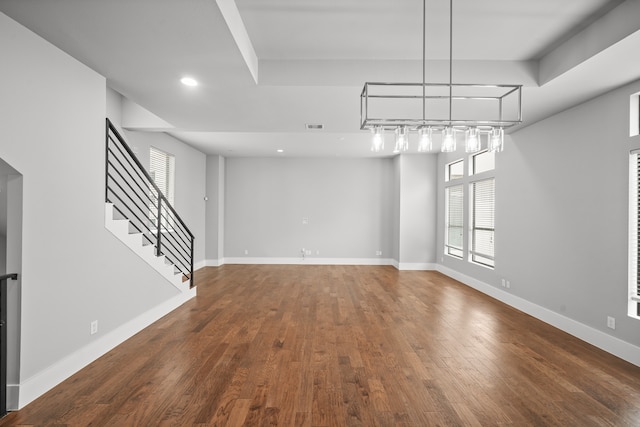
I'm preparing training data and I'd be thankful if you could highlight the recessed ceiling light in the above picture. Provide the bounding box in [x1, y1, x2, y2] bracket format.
[277, 149, 284, 153]
[180, 76, 198, 87]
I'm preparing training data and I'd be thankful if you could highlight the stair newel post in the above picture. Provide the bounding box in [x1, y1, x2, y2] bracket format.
[156, 195, 162, 257]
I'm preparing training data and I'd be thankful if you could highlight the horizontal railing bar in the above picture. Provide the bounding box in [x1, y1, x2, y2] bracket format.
[163, 253, 189, 276]
[107, 184, 156, 236]
[107, 175, 155, 224]
[158, 217, 191, 252]
[109, 197, 147, 236]
[108, 139, 153, 191]
[159, 204, 191, 241]
[107, 191, 155, 238]
[107, 161, 155, 209]
[158, 226, 191, 261]
[107, 150, 156, 205]
[157, 221, 191, 260]
[164, 251, 190, 275]
[162, 249, 190, 274]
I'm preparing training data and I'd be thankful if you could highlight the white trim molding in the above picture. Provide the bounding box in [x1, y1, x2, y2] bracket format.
[223, 257, 394, 266]
[396, 262, 437, 271]
[436, 264, 640, 368]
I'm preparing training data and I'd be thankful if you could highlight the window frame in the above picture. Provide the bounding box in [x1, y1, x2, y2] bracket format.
[149, 146, 176, 231]
[446, 159, 464, 182]
[445, 184, 464, 259]
[628, 150, 640, 319]
[469, 178, 495, 269]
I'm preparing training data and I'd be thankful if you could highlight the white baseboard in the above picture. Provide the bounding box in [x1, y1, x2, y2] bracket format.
[16, 287, 196, 410]
[436, 264, 640, 368]
[396, 262, 436, 271]
[194, 260, 207, 270]
[205, 258, 223, 267]
[222, 257, 394, 266]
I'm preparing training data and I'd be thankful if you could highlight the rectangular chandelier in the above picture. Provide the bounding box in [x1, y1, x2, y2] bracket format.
[359, 0, 523, 154]
[360, 82, 522, 131]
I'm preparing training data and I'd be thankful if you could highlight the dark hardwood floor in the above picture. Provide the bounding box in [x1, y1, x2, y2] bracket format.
[2, 265, 639, 426]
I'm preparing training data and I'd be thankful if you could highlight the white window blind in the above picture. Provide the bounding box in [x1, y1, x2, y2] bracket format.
[445, 185, 464, 258]
[629, 151, 640, 318]
[150, 147, 175, 205]
[470, 178, 495, 268]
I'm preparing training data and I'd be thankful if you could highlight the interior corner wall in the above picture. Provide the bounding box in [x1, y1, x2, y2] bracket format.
[437, 77, 640, 360]
[396, 154, 438, 269]
[391, 156, 401, 263]
[223, 157, 393, 261]
[205, 155, 225, 266]
[0, 11, 194, 408]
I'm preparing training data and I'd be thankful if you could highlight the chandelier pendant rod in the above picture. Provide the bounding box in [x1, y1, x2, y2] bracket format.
[448, 0, 453, 126]
[422, 0, 426, 123]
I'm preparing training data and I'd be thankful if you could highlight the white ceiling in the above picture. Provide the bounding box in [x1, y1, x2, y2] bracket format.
[1, 0, 638, 157]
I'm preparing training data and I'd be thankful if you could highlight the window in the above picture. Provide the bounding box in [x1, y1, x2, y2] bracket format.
[445, 185, 464, 258]
[628, 151, 640, 319]
[150, 147, 175, 205]
[446, 159, 464, 181]
[470, 178, 495, 268]
[149, 147, 175, 230]
[471, 150, 495, 175]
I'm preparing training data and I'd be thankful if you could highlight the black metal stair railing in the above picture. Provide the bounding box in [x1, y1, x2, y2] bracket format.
[105, 118, 194, 287]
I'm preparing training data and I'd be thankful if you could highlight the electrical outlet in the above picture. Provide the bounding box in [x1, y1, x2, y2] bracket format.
[501, 279, 506, 287]
[506, 280, 511, 289]
[376, 250, 382, 256]
[244, 249, 249, 255]
[607, 316, 616, 330]
[306, 250, 311, 255]
[90, 320, 98, 335]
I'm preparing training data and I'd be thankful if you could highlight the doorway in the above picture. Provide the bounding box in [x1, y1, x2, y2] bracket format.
[0, 157, 23, 412]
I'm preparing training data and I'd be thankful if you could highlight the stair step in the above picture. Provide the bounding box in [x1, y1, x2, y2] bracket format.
[105, 203, 189, 292]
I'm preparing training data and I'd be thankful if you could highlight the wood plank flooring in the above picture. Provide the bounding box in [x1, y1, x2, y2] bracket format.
[2, 265, 640, 426]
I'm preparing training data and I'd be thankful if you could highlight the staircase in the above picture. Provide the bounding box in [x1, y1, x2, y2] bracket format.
[104, 119, 195, 291]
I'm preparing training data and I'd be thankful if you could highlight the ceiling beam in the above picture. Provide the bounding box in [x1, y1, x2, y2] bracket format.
[539, 0, 640, 85]
[216, 0, 259, 84]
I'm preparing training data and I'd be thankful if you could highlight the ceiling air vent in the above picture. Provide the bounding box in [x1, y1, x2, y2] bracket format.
[305, 124, 324, 130]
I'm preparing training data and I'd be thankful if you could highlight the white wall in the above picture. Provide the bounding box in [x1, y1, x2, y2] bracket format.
[397, 154, 438, 268]
[224, 157, 394, 261]
[0, 12, 195, 408]
[437, 78, 640, 358]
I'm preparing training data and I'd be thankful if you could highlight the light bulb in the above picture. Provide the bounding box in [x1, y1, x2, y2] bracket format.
[394, 126, 409, 153]
[371, 126, 385, 152]
[441, 127, 456, 152]
[418, 127, 433, 152]
[489, 127, 504, 152]
[465, 127, 481, 153]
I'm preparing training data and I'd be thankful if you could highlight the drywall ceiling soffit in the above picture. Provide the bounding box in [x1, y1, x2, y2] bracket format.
[0, 0, 638, 157]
